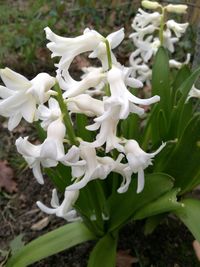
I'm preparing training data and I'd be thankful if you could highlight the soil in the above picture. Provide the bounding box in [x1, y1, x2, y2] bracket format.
[0, 122, 200, 267]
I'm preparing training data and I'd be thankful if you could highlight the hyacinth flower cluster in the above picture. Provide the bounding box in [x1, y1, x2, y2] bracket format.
[0, 24, 165, 222]
[129, 0, 190, 84]
[4, 2, 200, 266]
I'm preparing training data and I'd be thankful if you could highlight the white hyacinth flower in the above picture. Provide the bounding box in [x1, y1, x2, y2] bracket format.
[89, 28, 124, 70]
[67, 94, 104, 117]
[15, 119, 66, 184]
[86, 106, 123, 153]
[45, 27, 104, 70]
[169, 53, 191, 69]
[187, 85, 200, 100]
[124, 140, 166, 193]
[132, 8, 161, 29]
[163, 29, 179, 53]
[37, 98, 61, 130]
[129, 25, 158, 41]
[37, 189, 80, 221]
[166, 20, 189, 38]
[165, 4, 188, 14]
[106, 66, 159, 119]
[81, 67, 106, 96]
[57, 67, 105, 98]
[0, 68, 55, 130]
[66, 143, 119, 190]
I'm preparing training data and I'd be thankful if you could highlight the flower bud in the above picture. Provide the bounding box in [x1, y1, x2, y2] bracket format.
[142, 1, 161, 10]
[165, 4, 188, 14]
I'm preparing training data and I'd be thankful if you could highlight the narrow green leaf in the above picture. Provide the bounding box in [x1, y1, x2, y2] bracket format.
[162, 114, 200, 193]
[6, 222, 95, 267]
[174, 198, 200, 242]
[76, 113, 93, 141]
[172, 65, 191, 97]
[88, 233, 118, 267]
[152, 46, 171, 118]
[107, 173, 174, 231]
[133, 188, 182, 220]
[144, 214, 166, 235]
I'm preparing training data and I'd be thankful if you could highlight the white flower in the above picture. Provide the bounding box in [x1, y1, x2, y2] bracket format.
[142, 0, 162, 10]
[89, 28, 124, 70]
[37, 98, 61, 130]
[129, 25, 157, 41]
[187, 85, 200, 100]
[163, 29, 178, 53]
[37, 189, 80, 221]
[45, 27, 104, 70]
[124, 140, 166, 193]
[66, 143, 119, 190]
[15, 119, 66, 184]
[166, 20, 188, 38]
[57, 67, 105, 98]
[132, 8, 161, 29]
[106, 66, 159, 119]
[86, 105, 123, 153]
[166, 4, 188, 14]
[134, 36, 161, 62]
[67, 94, 104, 117]
[81, 67, 106, 96]
[0, 68, 55, 130]
[169, 53, 191, 69]
[129, 55, 152, 85]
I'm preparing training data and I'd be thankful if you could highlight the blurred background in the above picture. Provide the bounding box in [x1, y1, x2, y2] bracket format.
[0, 0, 199, 78]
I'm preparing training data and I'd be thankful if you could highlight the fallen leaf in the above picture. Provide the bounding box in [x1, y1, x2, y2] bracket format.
[116, 249, 138, 267]
[31, 217, 50, 231]
[193, 240, 200, 261]
[0, 160, 17, 193]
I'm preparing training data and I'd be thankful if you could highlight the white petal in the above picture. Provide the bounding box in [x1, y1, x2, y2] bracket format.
[36, 201, 56, 214]
[32, 161, 44, 184]
[107, 28, 125, 49]
[20, 97, 36, 122]
[137, 168, 145, 193]
[0, 68, 30, 90]
[8, 113, 22, 130]
[50, 189, 59, 208]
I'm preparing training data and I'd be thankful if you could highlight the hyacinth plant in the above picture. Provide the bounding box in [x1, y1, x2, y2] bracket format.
[3, 1, 200, 266]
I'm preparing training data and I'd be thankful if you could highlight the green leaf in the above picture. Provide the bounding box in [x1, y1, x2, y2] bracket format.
[10, 234, 25, 256]
[174, 198, 200, 242]
[133, 188, 182, 220]
[152, 46, 171, 118]
[88, 233, 118, 267]
[6, 222, 95, 267]
[107, 173, 174, 231]
[76, 113, 93, 141]
[172, 65, 191, 98]
[144, 214, 166, 235]
[162, 114, 200, 193]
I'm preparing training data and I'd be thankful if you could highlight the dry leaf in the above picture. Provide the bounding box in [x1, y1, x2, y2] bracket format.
[0, 160, 17, 193]
[116, 249, 138, 267]
[193, 240, 200, 261]
[31, 217, 50, 231]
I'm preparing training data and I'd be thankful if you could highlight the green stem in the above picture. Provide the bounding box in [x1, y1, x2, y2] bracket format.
[159, 8, 165, 46]
[104, 39, 112, 96]
[105, 39, 112, 70]
[55, 83, 78, 146]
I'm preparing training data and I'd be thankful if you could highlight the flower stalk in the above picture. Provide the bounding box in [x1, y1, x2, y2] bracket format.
[55, 83, 78, 146]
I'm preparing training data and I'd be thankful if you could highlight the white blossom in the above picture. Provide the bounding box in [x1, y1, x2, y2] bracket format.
[0, 68, 55, 130]
[187, 85, 200, 100]
[124, 140, 166, 193]
[66, 143, 120, 190]
[37, 189, 80, 221]
[45, 27, 104, 70]
[166, 20, 188, 38]
[67, 94, 104, 117]
[166, 4, 188, 14]
[132, 8, 161, 29]
[15, 119, 66, 184]
[37, 98, 61, 130]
